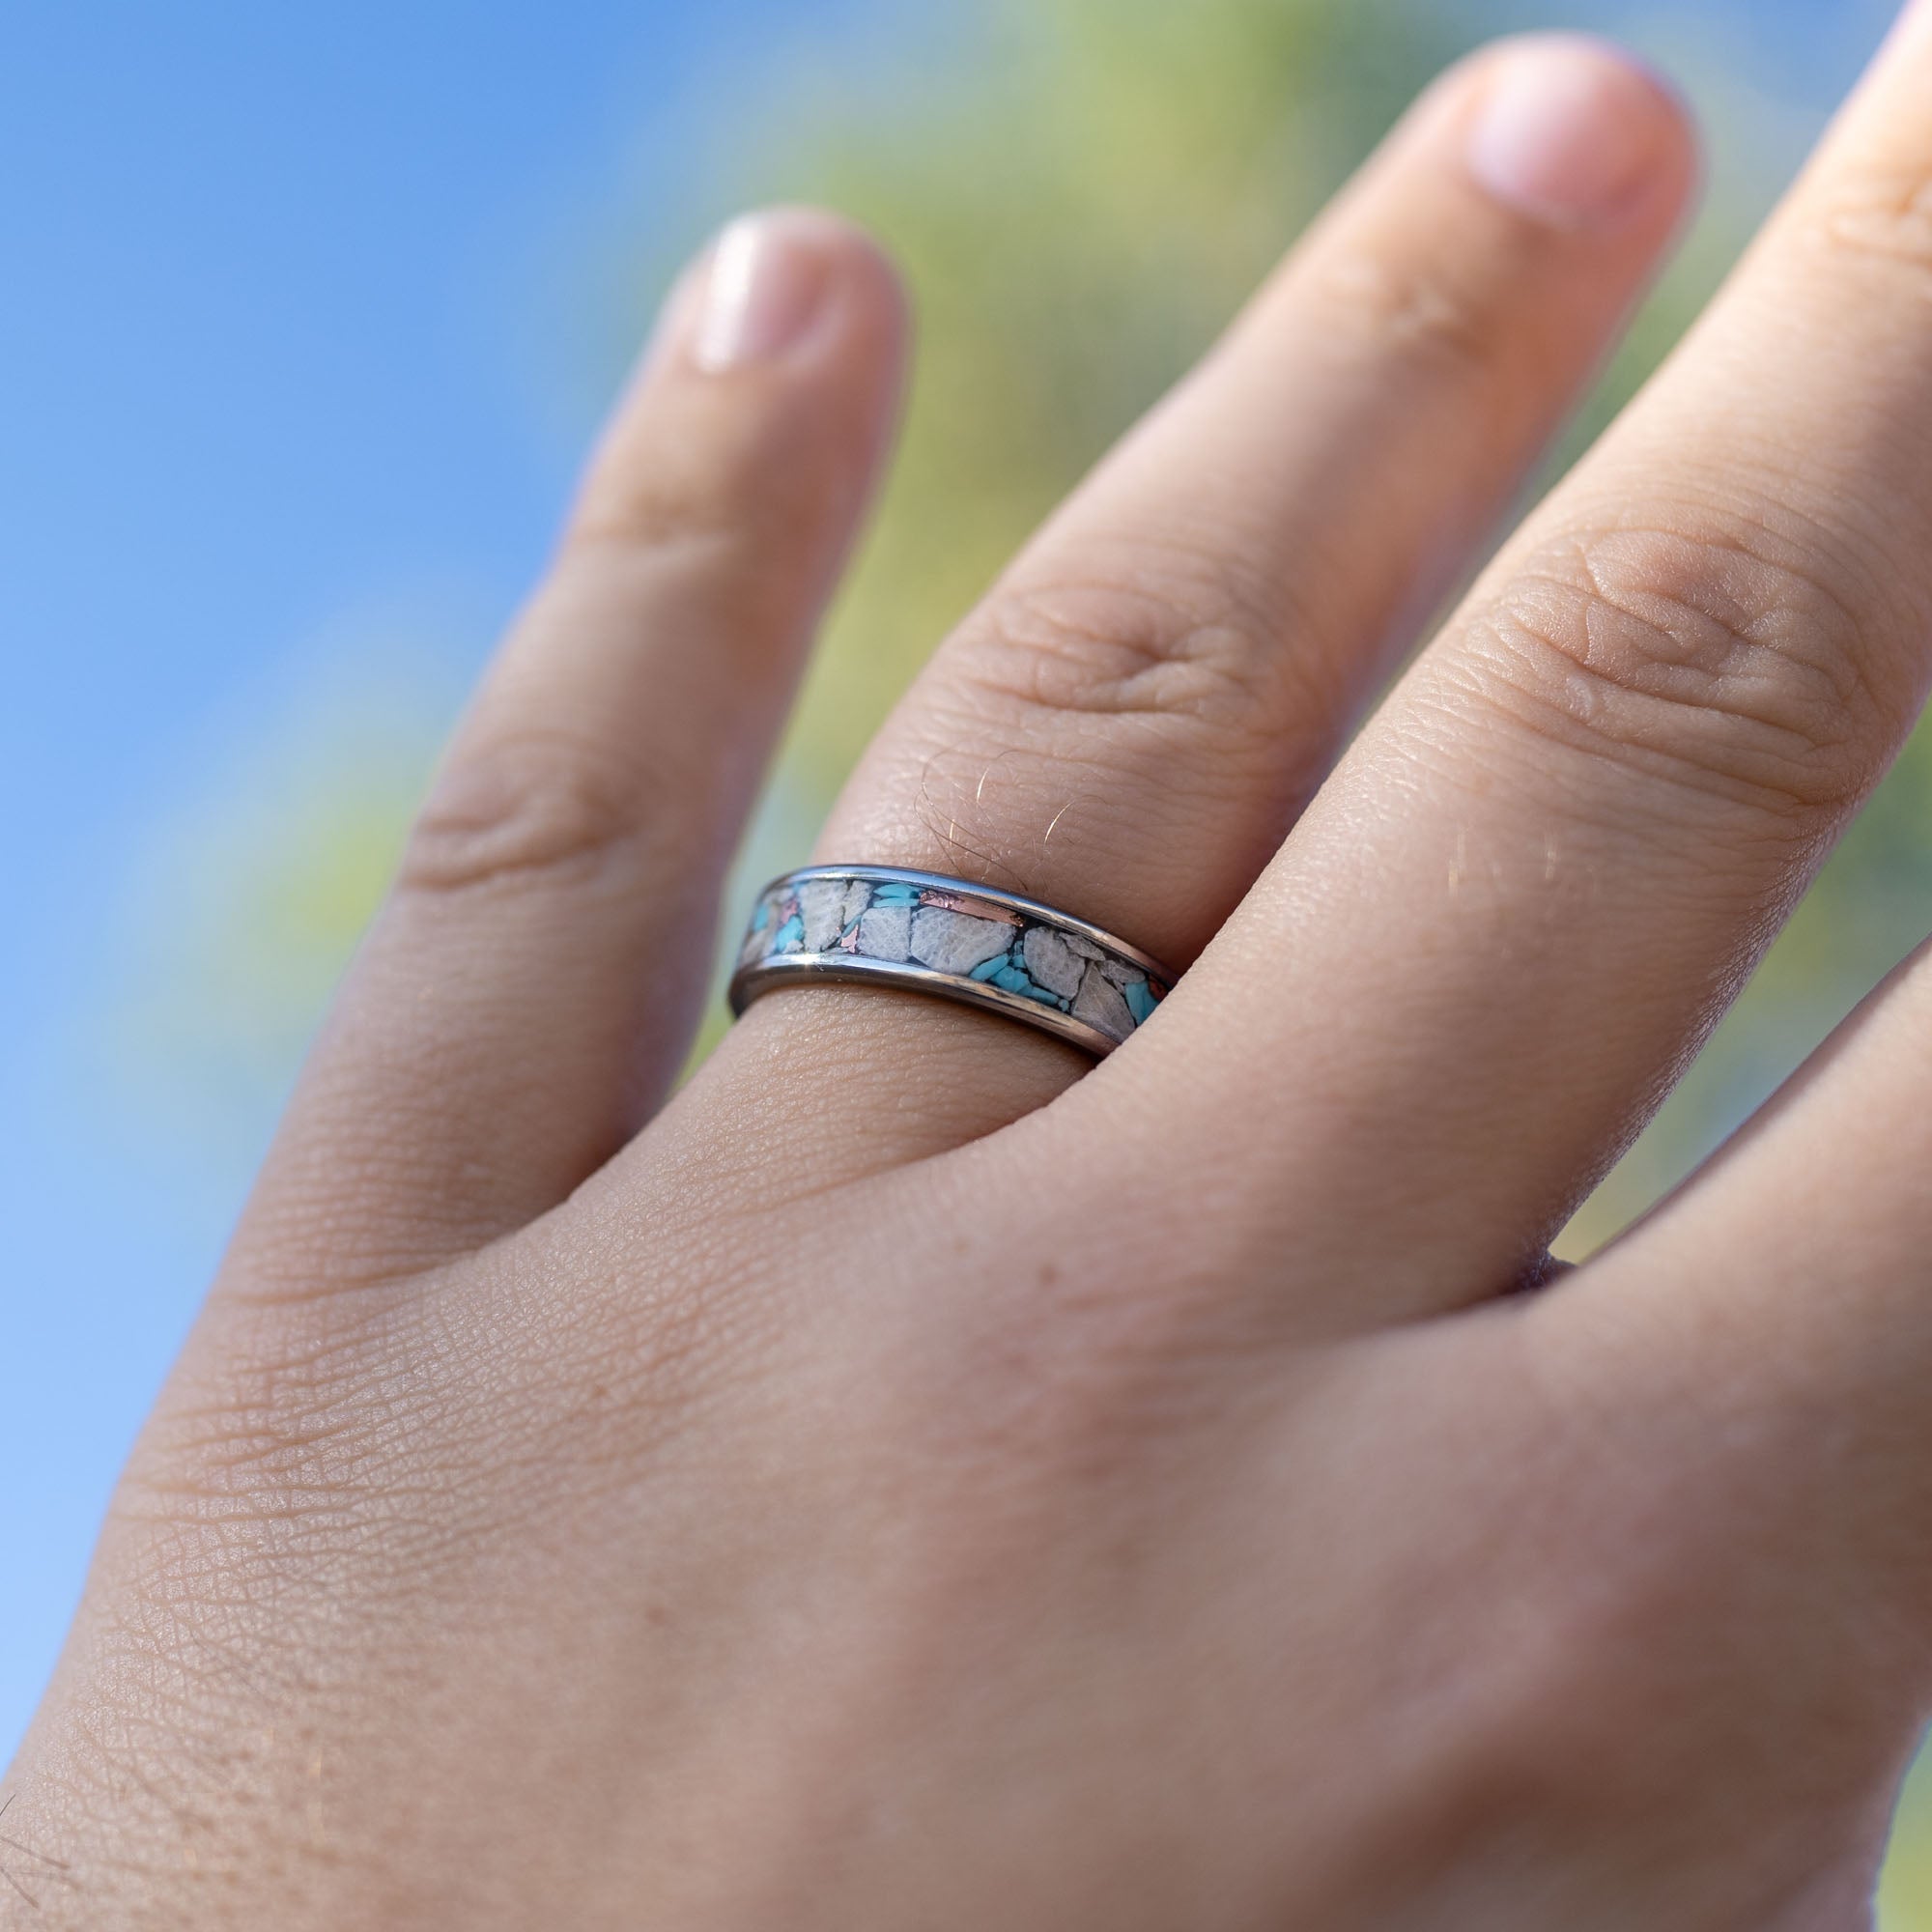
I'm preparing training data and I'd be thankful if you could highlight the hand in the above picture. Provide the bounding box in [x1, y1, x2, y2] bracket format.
[14, 18, 1932, 1927]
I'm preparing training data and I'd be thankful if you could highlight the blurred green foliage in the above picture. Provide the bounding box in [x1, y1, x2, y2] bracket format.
[130, 0, 1932, 1908]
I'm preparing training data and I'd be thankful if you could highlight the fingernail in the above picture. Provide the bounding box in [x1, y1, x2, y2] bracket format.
[691, 213, 835, 371]
[1466, 39, 1678, 228]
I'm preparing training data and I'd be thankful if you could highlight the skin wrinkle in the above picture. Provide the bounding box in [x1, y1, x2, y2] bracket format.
[398, 731, 673, 899]
[1576, 532, 1873, 715]
[121, 1312, 695, 1651]
[955, 576, 1294, 724]
[541, 530, 836, 676]
[1565, 515, 1872, 706]
[970, 470, 1440, 736]
[1567, 468, 1920, 673]
[0, 1797, 71, 1918]
[565, 368, 873, 569]
[555, 515, 754, 587]
[1810, 159, 1932, 277]
[1297, 242, 1520, 377]
[447, 1234, 780, 1463]
[1445, 540, 1890, 825]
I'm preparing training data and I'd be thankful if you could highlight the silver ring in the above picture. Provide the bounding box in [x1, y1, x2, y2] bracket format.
[728, 866, 1176, 1058]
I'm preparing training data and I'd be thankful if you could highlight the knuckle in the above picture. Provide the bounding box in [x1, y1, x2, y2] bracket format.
[1455, 517, 1894, 820]
[566, 398, 839, 585]
[958, 534, 1305, 731]
[1804, 158, 1932, 281]
[567, 384, 765, 557]
[397, 724, 660, 896]
[1301, 245, 1504, 378]
[568, 469, 761, 573]
[561, 459, 838, 656]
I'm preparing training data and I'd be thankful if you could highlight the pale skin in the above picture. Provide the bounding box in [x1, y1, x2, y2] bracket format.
[20, 12, 1932, 1926]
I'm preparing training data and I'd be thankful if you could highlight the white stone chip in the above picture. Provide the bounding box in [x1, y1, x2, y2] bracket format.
[800, 878, 852, 952]
[909, 907, 1015, 975]
[1021, 925, 1085, 998]
[856, 904, 914, 962]
[1071, 960, 1134, 1039]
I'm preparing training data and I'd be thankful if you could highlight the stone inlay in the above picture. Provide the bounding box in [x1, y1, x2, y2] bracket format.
[733, 869, 1172, 1050]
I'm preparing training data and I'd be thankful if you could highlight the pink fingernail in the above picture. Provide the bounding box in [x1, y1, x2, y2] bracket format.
[692, 213, 835, 370]
[1466, 38, 1680, 228]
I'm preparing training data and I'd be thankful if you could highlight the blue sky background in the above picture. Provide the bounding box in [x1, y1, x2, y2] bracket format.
[0, 0, 1901, 1762]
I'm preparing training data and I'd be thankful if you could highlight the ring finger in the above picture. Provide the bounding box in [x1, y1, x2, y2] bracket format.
[697, 34, 1695, 1172]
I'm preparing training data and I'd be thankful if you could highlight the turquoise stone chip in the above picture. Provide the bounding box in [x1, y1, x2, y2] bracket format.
[872, 881, 921, 904]
[992, 965, 1059, 1005]
[968, 953, 1009, 981]
[772, 914, 806, 952]
[1124, 980, 1157, 1024]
